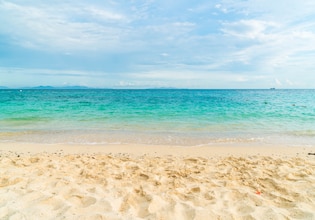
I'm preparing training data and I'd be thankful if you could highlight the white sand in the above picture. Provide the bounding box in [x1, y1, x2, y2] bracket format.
[0, 143, 315, 220]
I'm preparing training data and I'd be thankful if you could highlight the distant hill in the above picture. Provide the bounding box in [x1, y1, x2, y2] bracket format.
[0, 86, 9, 89]
[31, 86, 55, 89]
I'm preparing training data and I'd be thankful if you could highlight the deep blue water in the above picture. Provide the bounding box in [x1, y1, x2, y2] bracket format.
[0, 89, 315, 146]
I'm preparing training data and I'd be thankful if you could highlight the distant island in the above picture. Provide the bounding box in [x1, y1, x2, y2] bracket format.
[0, 86, 91, 90]
[30, 86, 90, 90]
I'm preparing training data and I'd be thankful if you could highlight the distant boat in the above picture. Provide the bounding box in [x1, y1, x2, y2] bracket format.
[270, 88, 276, 90]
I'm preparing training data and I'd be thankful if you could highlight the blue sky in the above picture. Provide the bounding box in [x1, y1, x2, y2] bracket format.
[1, 0, 315, 88]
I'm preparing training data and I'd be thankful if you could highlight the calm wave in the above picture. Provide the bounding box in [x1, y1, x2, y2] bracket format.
[1, 89, 315, 146]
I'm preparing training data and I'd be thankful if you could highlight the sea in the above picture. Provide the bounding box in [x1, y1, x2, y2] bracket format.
[1, 89, 315, 147]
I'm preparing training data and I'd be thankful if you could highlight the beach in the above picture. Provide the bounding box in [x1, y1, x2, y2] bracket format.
[1, 143, 314, 220]
[1, 89, 315, 219]
[2, 0, 315, 217]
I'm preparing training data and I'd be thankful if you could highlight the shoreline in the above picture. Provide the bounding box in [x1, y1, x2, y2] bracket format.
[1, 142, 315, 219]
[0, 142, 314, 157]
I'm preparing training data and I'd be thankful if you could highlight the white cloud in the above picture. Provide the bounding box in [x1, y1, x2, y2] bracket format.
[274, 78, 282, 86]
[1, 0, 315, 88]
[286, 79, 294, 86]
[219, 0, 315, 22]
[160, 53, 169, 57]
[219, 12, 315, 77]
[0, 67, 118, 87]
[0, 67, 105, 77]
[221, 19, 279, 40]
[85, 6, 125, 21]
[131, 70, 199, 80]
[0, 1, 197, 53]
[0, 1, 130, 52]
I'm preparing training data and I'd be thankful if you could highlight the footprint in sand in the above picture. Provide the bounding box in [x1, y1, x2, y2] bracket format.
[68, 195, 97, 208]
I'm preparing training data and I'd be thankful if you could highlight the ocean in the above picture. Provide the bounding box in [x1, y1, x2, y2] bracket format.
[1, 89, 315, 146]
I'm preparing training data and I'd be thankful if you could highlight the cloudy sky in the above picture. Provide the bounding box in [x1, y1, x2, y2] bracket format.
[1, 0, 315, 88]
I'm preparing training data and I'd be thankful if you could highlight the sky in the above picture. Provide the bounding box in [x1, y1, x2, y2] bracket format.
[1, 0, 315, 89]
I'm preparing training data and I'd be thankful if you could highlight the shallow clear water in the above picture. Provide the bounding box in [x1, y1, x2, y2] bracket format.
[1, 89, 315, 146]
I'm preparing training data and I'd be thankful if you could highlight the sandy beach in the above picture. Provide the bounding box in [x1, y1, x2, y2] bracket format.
[0, 143, 314, 220]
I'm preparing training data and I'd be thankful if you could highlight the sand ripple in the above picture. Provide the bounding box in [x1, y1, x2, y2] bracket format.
[0, 152, 315, 219]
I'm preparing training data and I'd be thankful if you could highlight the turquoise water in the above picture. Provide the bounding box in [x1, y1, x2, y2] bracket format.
[1, 89, 315, 146]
